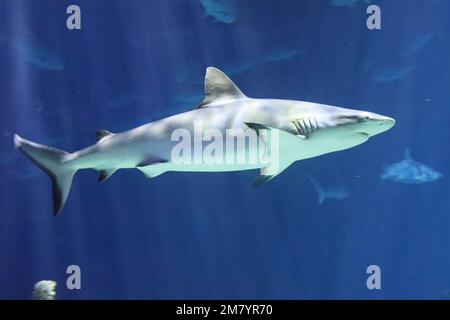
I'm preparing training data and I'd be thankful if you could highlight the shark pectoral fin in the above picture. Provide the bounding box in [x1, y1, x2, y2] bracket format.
[137, 163, 168, 179]
[98, 168, 117, 182]
[245, 122, 269, 133]
[253, 174, 274, 186]
[196, 67, 247, 109]
[246, 122, 306, 141]
[252, 161, 294, 187]
[96, 130, 114, 142]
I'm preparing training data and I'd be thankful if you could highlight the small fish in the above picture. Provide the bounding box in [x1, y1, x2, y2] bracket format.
[32, 280, 57, 300]
[330, 0, 370, 8]
[200, 0, 238, 23]
[381, 149, 442, 184]
[401, 32, 438, 57]
[262, 48, 304, 63]
[307, 174, 351, 206]
[12, 38, 64, 71]
[369, 63, 416, 83]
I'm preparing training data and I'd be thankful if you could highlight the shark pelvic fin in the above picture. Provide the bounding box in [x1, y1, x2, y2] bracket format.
[98, 168, 117, 182]
[137, 163, 169, 179]
[196, 67, 246, 109]
[96, 130, 114, 142]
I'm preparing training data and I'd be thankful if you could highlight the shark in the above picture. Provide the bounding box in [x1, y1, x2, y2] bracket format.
[306, 174, 351, 206]
[14, 67, 395, 215]
[381, 149, 442, 184]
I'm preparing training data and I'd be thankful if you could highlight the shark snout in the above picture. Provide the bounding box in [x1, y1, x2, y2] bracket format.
[365, 113, 396, 136]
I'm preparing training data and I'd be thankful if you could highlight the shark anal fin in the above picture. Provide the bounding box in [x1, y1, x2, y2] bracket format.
[196, 67, 246, 109]
[98, 168, 117, 182]
[96, 130, 113, 142]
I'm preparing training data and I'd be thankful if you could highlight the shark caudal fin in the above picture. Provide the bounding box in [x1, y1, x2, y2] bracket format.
[14, 134, 77, 215]
[306, 174, 326, 206]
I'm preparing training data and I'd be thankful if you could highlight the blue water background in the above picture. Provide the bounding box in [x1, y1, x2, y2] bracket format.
[0, 0, 449, 299]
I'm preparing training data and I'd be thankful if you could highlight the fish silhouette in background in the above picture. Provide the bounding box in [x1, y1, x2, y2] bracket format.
[369, 63, 416, 83]
[200, 0, 238, 24]
[400, 31, 438, 57]
[381, 149, 442, 184]
[306, 174, 351, 206]
[11, 38, 64, 71]
[330, 0, 370, 8]
[262, 48, 305, 63]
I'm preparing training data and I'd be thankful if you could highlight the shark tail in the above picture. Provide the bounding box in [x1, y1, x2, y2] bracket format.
[306, 174, 326, 206]
[14, 134, 77, 215]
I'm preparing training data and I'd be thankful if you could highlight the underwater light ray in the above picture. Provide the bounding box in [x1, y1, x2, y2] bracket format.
[6, 0, 66, 287]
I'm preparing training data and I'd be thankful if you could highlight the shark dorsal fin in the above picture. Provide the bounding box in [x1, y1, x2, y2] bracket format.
[404, 148, 412, 160]
[96, 130, 113, 142]
[196, 67, 246, 109]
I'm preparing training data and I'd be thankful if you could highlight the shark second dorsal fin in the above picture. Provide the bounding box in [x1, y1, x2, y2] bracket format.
[404, 148, 412, 160]
[98, 168, 117, 182]
[96, 130, 113, 142]
[196, 67, 246, 109]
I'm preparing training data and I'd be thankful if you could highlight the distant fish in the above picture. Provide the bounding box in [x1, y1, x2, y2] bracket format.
[200, 0, 238, 23]
[401, 32, 438, 57]
[307, 174, 351, 206]
[262, 48, 304, 63]
[12, 38, 64, 71]
[32, 280, 57, 300]
[369, 63, 416, 83]
[330, 0, 370, 8]
[381, 149, 442, 184]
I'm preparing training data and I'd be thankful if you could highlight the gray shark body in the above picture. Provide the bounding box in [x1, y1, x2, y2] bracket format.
[382, 149, 442, 184]
[14, 67, 395, 214]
